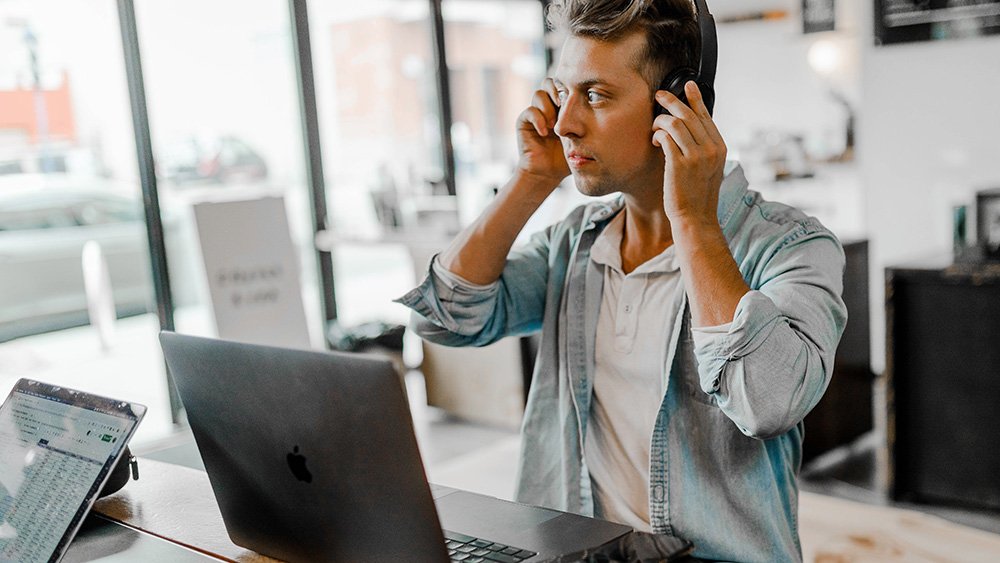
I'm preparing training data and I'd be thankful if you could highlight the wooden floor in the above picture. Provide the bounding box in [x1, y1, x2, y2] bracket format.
[799, 491, 1000, 562]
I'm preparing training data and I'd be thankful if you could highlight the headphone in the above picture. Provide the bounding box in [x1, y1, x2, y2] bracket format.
[656, 0, 717, 116]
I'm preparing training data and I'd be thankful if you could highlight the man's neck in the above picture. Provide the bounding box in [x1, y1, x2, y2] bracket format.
[619, 193, 674, 275]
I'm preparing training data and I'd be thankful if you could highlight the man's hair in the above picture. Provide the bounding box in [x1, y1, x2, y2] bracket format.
[546, 0, 700, 93]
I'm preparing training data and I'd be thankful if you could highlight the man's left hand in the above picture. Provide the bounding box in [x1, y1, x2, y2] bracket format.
[652, 80, 728, 224]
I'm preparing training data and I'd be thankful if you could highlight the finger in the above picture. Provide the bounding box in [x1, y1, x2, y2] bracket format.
[684, 82, 724, 147]
[652, 130, 681, 158]
[655, 89, 710, 143]
[542, 78, 561, 109]
[531, 89, 559, 129]
[699, 109, 726, 148]
[540, 78, 562, 129]
[685, 81, 712, 120]
[655, 88, 698, 121]
[683, 81, 726, 146]
[652, 114, 699, 156]
[520, 106, 552, 137]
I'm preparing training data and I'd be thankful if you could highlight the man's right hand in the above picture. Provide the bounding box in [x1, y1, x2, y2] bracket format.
[515, 78, 570, 188]
[437, 80, 568, 285]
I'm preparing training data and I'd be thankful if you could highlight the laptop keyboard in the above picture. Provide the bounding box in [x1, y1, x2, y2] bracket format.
[443, 530, 537, 562]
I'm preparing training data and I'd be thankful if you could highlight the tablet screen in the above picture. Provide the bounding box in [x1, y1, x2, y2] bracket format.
[0, 379, 145, 563]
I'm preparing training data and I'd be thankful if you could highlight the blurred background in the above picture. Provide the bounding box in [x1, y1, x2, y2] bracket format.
[1, 0, 1000, 554]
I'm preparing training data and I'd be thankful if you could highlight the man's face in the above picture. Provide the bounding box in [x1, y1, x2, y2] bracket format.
[553, 31, 663, 197]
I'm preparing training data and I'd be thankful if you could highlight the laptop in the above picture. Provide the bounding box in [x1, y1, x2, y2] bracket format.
[159, 332, 632, 563]
[0, 379, 146, 563]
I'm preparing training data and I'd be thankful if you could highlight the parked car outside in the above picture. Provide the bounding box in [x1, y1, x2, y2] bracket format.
[0, 174, 196, 342]
[0, 144, 107, 177]
[160, 136, 268, 186]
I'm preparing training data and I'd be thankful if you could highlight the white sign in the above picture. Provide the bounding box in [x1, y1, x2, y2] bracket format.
[193, 197, 312, 350]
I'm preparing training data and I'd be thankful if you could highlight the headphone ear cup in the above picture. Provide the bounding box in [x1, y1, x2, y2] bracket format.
[657, 68, 698, 115]
[698, 82, 716, 116]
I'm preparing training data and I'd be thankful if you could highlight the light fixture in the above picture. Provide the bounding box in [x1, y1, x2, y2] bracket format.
[807, 38, 841, 79]
[806, 37, 855, 162]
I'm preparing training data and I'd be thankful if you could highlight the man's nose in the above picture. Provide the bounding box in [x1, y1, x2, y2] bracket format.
[553, 95, 583, 138]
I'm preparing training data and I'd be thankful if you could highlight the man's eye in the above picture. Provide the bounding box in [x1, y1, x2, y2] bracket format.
[586, 91, 603, 103]
[556, 90, 568, 102]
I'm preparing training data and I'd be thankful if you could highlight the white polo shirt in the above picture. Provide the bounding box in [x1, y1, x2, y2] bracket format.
[584, 210, 686, 531]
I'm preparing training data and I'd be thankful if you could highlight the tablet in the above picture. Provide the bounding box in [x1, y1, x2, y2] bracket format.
[0, 379, 146, 563]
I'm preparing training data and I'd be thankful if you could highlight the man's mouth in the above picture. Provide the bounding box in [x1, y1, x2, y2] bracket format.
[566, 151, 595, 168]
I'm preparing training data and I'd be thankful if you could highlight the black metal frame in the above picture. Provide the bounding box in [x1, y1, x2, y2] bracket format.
[116, 0, 182, 422]
[429, 0, 457, 196]
[290, 0, 338, 324]
[430, 0, 551, 197]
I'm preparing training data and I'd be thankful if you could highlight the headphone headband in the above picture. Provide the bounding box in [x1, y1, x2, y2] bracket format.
[693, 0, 717, 89]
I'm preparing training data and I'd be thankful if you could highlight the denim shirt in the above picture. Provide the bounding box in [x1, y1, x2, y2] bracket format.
[396, 163, 847, 562]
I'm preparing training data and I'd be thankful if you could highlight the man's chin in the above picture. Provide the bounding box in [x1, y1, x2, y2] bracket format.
[570, 173, 615, 197]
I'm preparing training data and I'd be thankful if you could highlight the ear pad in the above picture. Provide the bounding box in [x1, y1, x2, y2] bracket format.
[656, 69, 716, 116]
[656, 67, 699, 115]
[697, 80, 716, 116]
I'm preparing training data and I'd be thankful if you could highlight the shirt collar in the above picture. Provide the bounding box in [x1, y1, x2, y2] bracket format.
[717, 161, 750, 228]
[590, 210, 679, 274]
[590, 211, 624, 270]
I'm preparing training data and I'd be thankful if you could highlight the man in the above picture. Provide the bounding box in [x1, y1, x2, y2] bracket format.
[397, 0, 846, 560]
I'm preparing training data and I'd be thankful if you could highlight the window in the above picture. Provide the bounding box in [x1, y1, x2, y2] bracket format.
[308, 1, 444, 326]
[134, 0, 325, 344]
[0, 0, 171, 442]
[0, 0, 550, 440]
[307, 0, 548, 327]
[443, 0, 546, 220]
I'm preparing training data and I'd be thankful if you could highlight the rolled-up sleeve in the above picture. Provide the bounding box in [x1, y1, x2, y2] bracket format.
[394, 229, 552, 347]
[693, 231, 847, 439]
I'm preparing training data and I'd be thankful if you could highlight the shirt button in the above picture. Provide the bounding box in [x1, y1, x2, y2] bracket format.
[624, 305, 632, 313]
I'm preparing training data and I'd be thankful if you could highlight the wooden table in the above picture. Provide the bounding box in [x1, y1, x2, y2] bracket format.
[81, 457, 1000, 562]
[92, 458, 281, 562]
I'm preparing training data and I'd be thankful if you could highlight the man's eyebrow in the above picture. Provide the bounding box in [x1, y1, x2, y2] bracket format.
[553, 77, 616, 90]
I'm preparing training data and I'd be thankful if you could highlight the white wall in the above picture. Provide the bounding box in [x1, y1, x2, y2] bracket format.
[713, 16, 853, 160]
[857, 7, 1000, 373]
[714, 3, 1000, 374]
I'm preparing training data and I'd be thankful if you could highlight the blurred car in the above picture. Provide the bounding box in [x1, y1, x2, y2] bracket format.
[0, 144, 107, 177]
[160, 136, 268, 186]
[0, 174, 196, 342]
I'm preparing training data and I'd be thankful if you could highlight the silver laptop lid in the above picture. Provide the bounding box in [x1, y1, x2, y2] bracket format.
[159, 331, 449, 563]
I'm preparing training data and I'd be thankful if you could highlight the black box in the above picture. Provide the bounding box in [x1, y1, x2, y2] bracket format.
[885, 260, 1000, 510]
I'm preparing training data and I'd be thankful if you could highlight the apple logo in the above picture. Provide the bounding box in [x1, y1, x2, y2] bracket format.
[286, 445, 312, 483]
